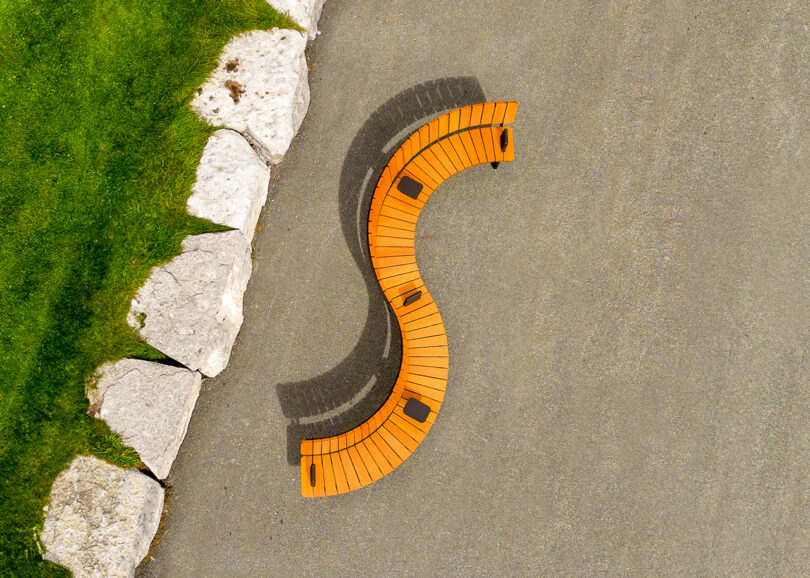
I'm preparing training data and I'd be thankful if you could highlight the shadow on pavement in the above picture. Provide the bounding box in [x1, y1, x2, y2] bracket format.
[276, 77, 486, 465]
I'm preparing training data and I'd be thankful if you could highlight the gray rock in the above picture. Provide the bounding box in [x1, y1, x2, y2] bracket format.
[127, 231, 252, 377]
[40, 455, 163, 578]
[265, 0, 327, 39]
[87, 360, 201, 479]
[191, 29, 309, 163]
[187, 130, 271, 241]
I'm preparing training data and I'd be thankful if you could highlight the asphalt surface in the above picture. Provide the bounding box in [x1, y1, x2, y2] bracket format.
[140, 1, 810, 575]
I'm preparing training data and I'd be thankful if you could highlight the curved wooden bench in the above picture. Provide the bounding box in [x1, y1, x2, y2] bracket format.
[301, 101, 518, 497]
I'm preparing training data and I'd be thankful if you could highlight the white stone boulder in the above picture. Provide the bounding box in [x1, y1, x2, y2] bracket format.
[40, 455, 163, 578]
[127, 231, 252, 377]
[87, 359, 201, 479]
[191, 29, 309, 163]
[266, 0, 327, 39]
[187, 130, 271, 241]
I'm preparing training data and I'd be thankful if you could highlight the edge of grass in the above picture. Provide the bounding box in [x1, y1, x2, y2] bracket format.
[0, 1, 297, 573]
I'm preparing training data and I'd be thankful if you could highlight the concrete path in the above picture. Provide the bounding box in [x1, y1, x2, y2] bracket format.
[140, 1, 810, 575]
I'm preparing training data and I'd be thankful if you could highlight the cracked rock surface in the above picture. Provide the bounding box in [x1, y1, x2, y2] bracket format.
[40, 455, 163, 578]
[266, 0, 327, 38]
[191, 29, 309, 163]
[87, 359, 201, 479]
[187, 129, 271, 241]
[128, 231, 252, 377]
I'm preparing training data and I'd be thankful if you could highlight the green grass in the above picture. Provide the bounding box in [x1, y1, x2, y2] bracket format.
[0, 0, 294, 573]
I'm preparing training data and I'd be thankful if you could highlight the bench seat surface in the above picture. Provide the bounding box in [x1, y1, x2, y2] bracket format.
[301, 101, 517, 497]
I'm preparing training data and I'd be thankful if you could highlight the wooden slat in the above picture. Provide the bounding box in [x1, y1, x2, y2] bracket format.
[339, 449, 362, 491]
[354, 441, 383, 481]
[493, 101, 508, 125]
[403, 382, 445, 402]
[373, 254, 417, 269]
[346, 446, 372, 487]
[407, 372, 448, 390]
[374, 232, 416, 249]
[469, 128, 489, 162]
[403, 312, 443, 331]
[480, 127, 496, 162]
[405, 129, 421, 155]
[409, 364, 449, 380]
[420, 148, 453, 180]
[407, 339, 448, 356]
[458, 130, 480, 165]
[368, 431, 404, 468]
[481, 101, 496, 125]
[379, 270, 422, 292]
[447, 134, 473, 168]
[427, 118, 440, 143]
[436, 139, 466, 173]
[503, 101, 518, 124]
[469, 103, 484, 126]
[400, 299, 439, 322]
[383, 420, 420, 453]
[448, 108, 461, 133]
[370, 245, 415, 258]
[330, 451, 350, 494]
[409, 356, 449, 369]
[378, 204, 418, 224]
[459, 104, 473, 130]
[405, 324, 446, 340]
[370, 217, 415, 237]
[426, 145, 458, 178]
[401, 162, 440, 190]
[388, 147, 406, 174]
[381, 196, 421, 217]
[375, 215, 416, 233]
[417, 125, 431, 153]
[377, 424, 411, 460]
[410, 154, 445, 186]
[437, 114, 450, 139]
[389, 410, 429, 441]
[374, 225, 413, 240]
[358, 439, 392, 477]
[322, 452, 338, 496]
[388, 185, 426, 209]
[377, 262, 419, 279]
[312, 439, 324, 456]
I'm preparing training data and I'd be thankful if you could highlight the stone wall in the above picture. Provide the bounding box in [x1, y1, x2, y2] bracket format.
[40, 3, 326, 575]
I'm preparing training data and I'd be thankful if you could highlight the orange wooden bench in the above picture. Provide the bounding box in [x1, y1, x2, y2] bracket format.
[300, 101, 518, 497]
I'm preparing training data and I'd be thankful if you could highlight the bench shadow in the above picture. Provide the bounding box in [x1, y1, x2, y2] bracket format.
[276, 77, 486, 464]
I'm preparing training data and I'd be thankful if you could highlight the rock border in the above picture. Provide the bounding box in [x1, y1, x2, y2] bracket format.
[41, 3, 326, 575]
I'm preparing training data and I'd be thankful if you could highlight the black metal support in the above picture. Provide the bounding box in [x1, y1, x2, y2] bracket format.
[309, 463, 316, 487]
[500, 128, 509, 152]
[397, 175, 423, 200]
[403, 398, 431, 423]
[490, 161, 500, 169]
[402, 290, 422, 307]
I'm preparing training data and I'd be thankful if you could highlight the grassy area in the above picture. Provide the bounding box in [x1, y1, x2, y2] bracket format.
[0, 0, 293, 573]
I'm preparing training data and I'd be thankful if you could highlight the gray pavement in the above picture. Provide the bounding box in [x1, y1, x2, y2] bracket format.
[139, 1, 810, 575]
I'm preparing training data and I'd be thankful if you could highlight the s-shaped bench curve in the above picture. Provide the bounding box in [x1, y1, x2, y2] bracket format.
[301, 101, 518, 497]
